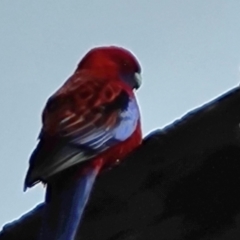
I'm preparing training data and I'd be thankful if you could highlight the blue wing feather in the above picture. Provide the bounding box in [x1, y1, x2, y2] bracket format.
[73, 97, 139, 149]
[24, 91, 140, 189]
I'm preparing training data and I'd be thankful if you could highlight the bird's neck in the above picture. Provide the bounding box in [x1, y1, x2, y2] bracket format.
[39, 162, 101, 240]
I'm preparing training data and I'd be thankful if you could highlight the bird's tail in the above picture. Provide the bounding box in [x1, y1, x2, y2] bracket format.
[39, 159, 102, 240]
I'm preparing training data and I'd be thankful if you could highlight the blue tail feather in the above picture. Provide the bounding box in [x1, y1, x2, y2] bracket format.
[39, 168, 98, 240]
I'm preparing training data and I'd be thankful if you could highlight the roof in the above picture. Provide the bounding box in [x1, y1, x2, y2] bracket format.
[1, 86, 240, 240]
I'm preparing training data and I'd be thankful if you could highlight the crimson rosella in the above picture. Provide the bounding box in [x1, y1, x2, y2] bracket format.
[24, 46, 142, 240]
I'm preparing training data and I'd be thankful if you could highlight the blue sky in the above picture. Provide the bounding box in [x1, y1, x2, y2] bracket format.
[0, 0, 240, 228]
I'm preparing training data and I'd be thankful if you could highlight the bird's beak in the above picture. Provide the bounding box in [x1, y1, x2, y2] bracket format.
[134, 72, 142, 89]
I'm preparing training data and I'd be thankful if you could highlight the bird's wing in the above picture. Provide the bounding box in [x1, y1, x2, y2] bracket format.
[24, 73, 140, 188]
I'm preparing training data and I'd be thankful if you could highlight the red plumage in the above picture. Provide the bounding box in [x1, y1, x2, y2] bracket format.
[25, 46, 142, 189]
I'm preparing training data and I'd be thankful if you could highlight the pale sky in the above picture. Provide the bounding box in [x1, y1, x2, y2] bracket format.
[0, 0, 240, 228]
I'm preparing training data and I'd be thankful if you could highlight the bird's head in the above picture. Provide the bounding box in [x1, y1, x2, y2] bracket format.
[77, 46, 142, 90]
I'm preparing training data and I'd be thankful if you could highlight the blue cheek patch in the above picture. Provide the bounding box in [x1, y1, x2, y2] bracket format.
[112, 98, 139, 141]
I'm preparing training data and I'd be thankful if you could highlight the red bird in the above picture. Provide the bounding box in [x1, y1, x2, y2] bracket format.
[24, 46, 142, 240]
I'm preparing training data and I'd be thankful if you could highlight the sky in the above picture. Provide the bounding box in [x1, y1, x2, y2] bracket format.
[1, 0, 240, 229]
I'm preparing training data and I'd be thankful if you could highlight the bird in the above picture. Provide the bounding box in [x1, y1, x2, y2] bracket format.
[24, 46, 143, 240]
